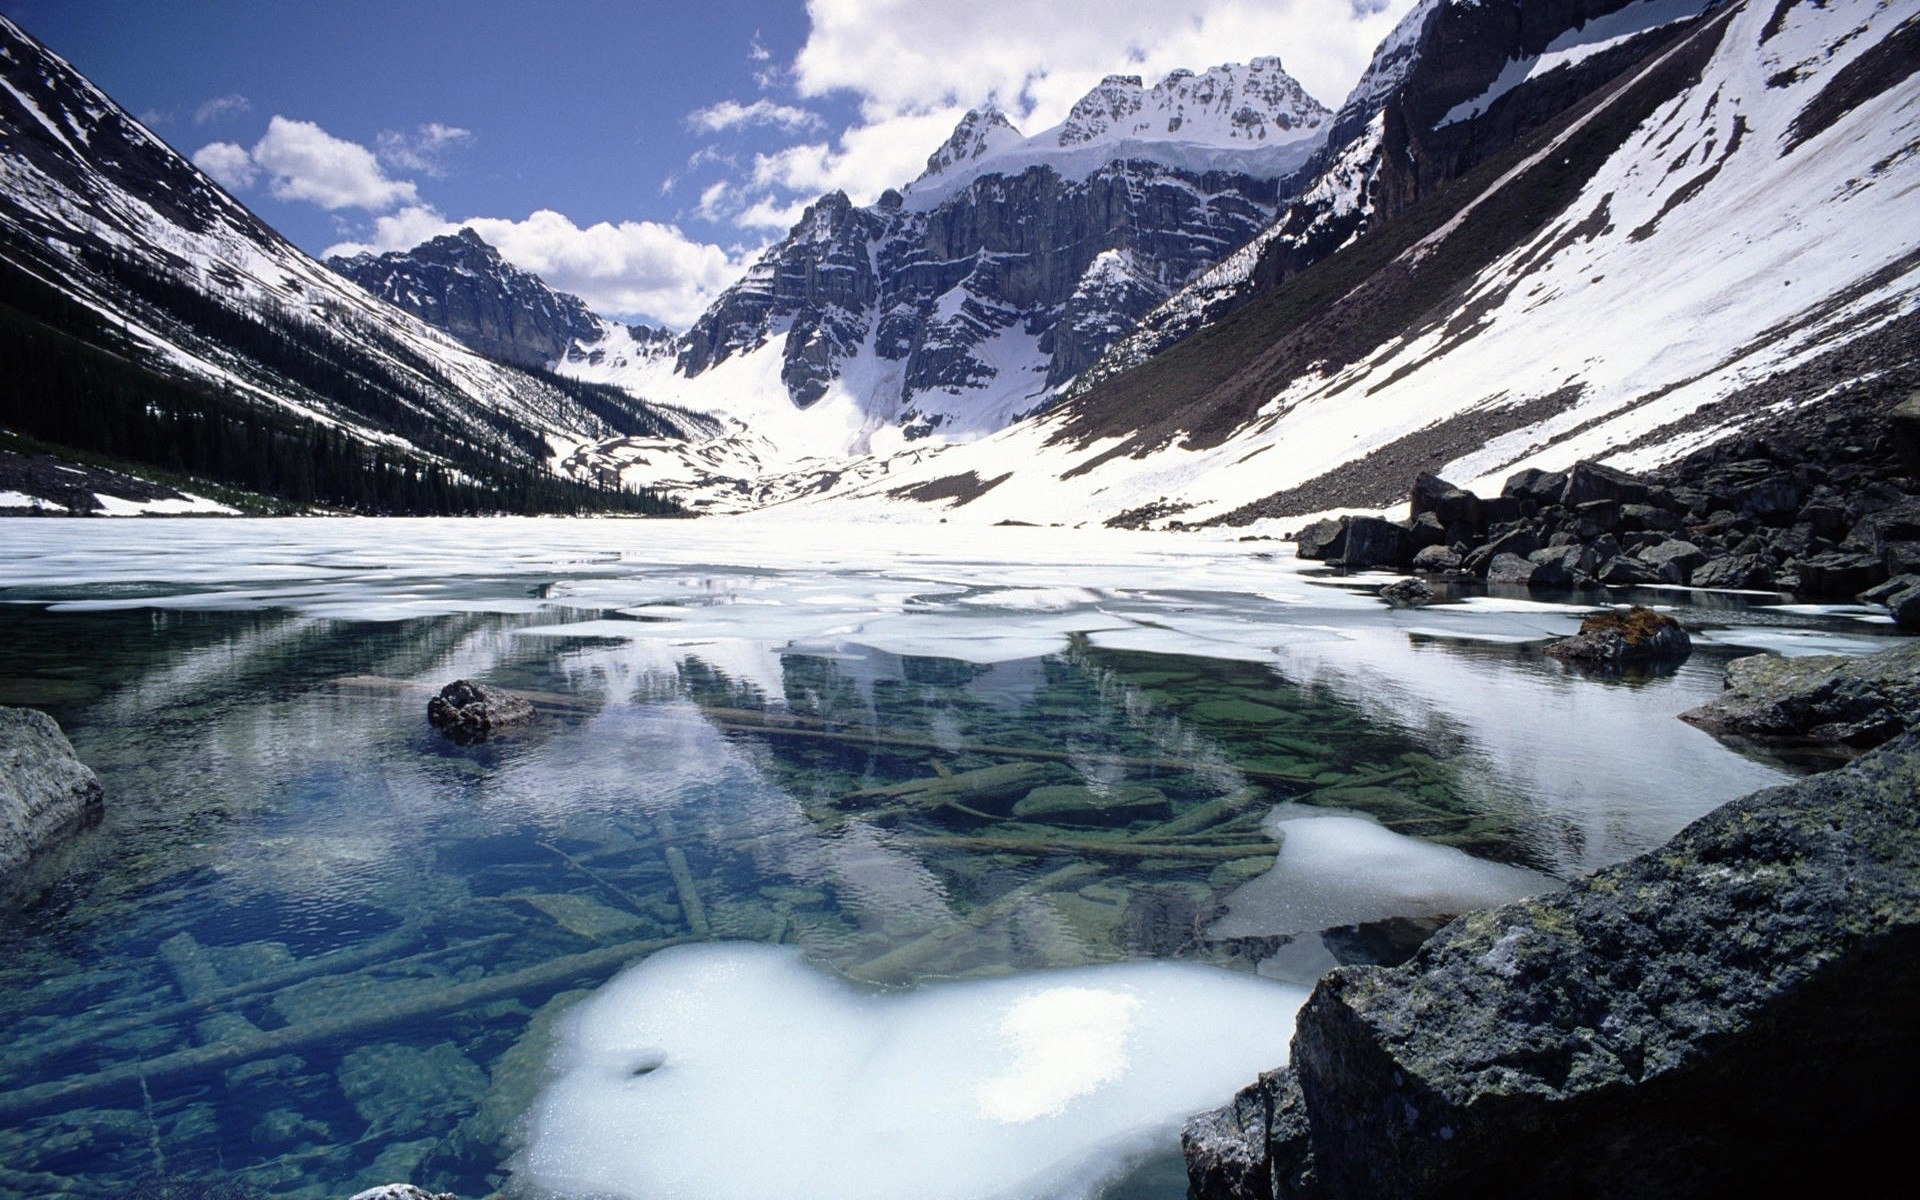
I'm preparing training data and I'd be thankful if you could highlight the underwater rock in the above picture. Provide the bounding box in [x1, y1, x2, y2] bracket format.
[1679, 639, 1920, 749]
[1185, 730, 1920, 1199]
[347, 1187, 459, 1200]
[0, 706, 104, 886]
[426, 679, 535, 743]
[1542, 606, 1691, 666]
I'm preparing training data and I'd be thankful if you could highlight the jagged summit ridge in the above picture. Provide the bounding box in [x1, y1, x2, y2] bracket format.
[920, 106, 1024, 181]
[1058, 57, 1320, 146]
[327, 227, 619, 371]
[910, 57, 1330, 201]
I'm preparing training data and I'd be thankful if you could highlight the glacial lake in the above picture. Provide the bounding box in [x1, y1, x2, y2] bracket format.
[0, 517, 1898, 1200]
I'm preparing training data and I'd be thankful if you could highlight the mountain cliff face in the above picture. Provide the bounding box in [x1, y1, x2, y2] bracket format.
[567, 58, 1331, 454]
[778, 0, 1920, 530]
[327, 228, 611, 370]
[0, 15, 708, 513]
[1079, 0, 1718, 388]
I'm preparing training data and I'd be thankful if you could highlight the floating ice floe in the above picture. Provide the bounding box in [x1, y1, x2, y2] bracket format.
[1209, 810, 1557, 939]
[520, 943, 1306, 1200]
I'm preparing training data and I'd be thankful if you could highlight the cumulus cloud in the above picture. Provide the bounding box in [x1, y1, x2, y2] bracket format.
[194, 93, 251, 125]
[688, 98, 822, 134]
[793, 0, 1416, 125]
[376, 122, 473, 176]
[327, 207, 752, 328]
[690, 0, 1416, 231]
[192, 140, 257, 191]
[230, 116, 420, 210]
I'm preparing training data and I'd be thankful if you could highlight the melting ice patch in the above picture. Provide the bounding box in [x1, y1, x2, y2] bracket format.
[521, 943, 1306, 1200]
[1210, 811, 1556, 938]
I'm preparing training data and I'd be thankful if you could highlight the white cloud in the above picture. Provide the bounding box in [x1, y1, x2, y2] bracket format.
[327, 207, 753, 329]
[194, 93, 251, 125]
[192, 140, 257, 191]
[688, 98, 822, 134]
[749, 32, 772, 63]
[376, 122, 473, 176]
[746, 107, 966, 206]
[696, 180, 734, 222]
[693, 0, 1417, 235]
[794, 0, 1415, 124]
[735, 195, 811, 232]
[249, 116, 419, 211]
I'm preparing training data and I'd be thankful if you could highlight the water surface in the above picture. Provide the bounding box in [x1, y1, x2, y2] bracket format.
[0, 518, 1891, 1200]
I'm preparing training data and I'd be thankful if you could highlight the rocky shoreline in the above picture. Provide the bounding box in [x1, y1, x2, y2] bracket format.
[1185, 724, 1920, 1199]
[1295, 390, 1920, 626]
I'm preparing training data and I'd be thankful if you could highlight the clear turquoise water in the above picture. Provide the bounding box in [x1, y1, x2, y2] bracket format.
[0, 519, 1885, 1200]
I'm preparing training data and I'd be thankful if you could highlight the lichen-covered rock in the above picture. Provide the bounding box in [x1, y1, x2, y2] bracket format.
[1, 706, 104, 885]
[1543, 606, 1691, 666]
[426, 679, 535, 743]
[1679, 639, 1920, 748]
[1186, 730, 1920, 1199]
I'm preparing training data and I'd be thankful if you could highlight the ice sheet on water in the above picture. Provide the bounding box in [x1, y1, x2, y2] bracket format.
[1210, 810, 1556, 939]
[520, 943, 1306, 1200]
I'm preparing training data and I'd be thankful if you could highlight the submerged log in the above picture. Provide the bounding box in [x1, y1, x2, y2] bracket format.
[849, 863, 1099, 982]
[0, 934, 690, 1124]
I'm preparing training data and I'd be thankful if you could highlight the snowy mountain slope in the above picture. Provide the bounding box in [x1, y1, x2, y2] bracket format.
[0, 15, 706, 513]
[1074, 0, 1718, 393]
[544, 59, 1329, 468]
[775, 0, 1919, 530]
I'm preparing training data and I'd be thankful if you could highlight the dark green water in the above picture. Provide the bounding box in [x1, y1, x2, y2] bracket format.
[0, 602, 1549, 1199]
[0, 519, 1874, 1200]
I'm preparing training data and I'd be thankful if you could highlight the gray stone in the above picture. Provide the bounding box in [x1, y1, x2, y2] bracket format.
[1378, 578, 1433, 608]
[1679, 639, 1920, 748]
[1892, 390, 1920, 472]
[1410, 544, 1464, 574]
[1633, 539, 1706, 583]
[1795, 551, 1888, 597]
[1689, 553, 1774, 591]
[1543, 606, 1691, 666]
[1559, 460, 1651, 508]
[1335, 516, 1412, 571]
[1, 707, 104, 886]
[1186, 731, 1920, 1200]
[1595, 554, 1660, 586]
[1483, 552, 1539, 586]
[348, 1187, 461, 1200]
[1294, 519, 1346, 561]
[1887, 582, 1920, 629]
[426, 679, 536, 743]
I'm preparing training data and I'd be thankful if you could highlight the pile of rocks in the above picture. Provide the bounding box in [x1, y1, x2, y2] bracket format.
[1296, 458, 1920, 623]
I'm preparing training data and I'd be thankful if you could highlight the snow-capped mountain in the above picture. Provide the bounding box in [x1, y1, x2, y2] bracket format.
[550, 57, 1330, 462]
[769, 0, 1919, 529]
[1078, 0, 1721, 390]
[0, 15, 709, 514]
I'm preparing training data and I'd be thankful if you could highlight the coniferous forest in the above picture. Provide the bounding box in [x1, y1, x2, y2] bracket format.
[0, 239, 684, 517]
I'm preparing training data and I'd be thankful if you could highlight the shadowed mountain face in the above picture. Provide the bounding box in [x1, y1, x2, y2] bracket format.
[0, 16, 707, 514]
[328, 228, 612, 372]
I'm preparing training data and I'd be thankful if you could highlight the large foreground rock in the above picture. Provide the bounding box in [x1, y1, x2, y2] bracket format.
[1, 707, 104, 885]
[1678, 639, 1920, 748]
[1185, 730, 1920, 1199]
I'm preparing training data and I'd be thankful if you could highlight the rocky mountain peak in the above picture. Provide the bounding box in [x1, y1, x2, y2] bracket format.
[327, 227, 604, 371]
[918, 106, 1024, 182]
[1056, 59, 1331, 147]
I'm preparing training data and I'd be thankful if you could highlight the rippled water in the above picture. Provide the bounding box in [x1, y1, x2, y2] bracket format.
[0, 518, 1895, 1200]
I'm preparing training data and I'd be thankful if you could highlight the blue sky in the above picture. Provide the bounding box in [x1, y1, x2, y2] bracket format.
[1, 1, 1414, 327]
